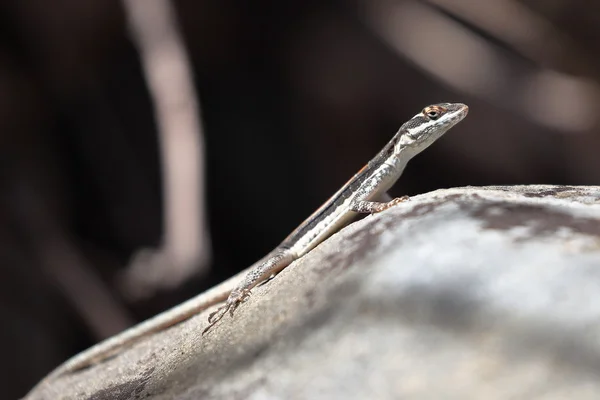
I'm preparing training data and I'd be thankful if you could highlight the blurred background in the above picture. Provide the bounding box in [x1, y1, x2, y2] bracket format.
[2, 0, 600, 396]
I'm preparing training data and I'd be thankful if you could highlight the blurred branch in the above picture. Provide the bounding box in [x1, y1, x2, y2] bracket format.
[360, 0, 600, 133]
[120, 0, 211, 299]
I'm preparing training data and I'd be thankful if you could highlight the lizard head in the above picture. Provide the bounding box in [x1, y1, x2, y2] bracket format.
[395, 102, 468, 156]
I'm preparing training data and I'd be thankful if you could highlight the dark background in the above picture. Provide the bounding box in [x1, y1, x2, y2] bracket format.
[2, 0, 600, 397]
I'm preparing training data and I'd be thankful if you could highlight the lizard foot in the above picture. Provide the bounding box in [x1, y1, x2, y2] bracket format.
[375, 195, 410, 213]
[202, 289, 251, 335]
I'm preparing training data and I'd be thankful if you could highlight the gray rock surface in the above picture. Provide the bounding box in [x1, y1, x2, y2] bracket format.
[27, 185, 600, 399]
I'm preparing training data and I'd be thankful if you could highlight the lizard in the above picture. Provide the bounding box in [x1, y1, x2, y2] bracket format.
[37, 102, 469, 383]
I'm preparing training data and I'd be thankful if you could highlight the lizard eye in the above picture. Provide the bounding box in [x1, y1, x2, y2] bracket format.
[425, 109, 440, 120]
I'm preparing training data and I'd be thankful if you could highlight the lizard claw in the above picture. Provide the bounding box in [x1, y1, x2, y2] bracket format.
[390, 195, 410, 206]
[374, 195, 410, 213]
[202, 306, 227, 335]
[207, 305, 228, 324]
[230, 289, 251, 316]
[202, 289, 251, 335]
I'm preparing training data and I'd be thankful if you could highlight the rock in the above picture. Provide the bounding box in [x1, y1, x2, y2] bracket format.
[26, 185, 600, 400]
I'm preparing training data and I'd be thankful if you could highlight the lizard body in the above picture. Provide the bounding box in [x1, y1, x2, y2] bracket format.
[38, 102, 468, 382]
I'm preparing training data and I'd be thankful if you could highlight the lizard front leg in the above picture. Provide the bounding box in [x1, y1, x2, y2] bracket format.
[202, 249, 295, 334]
